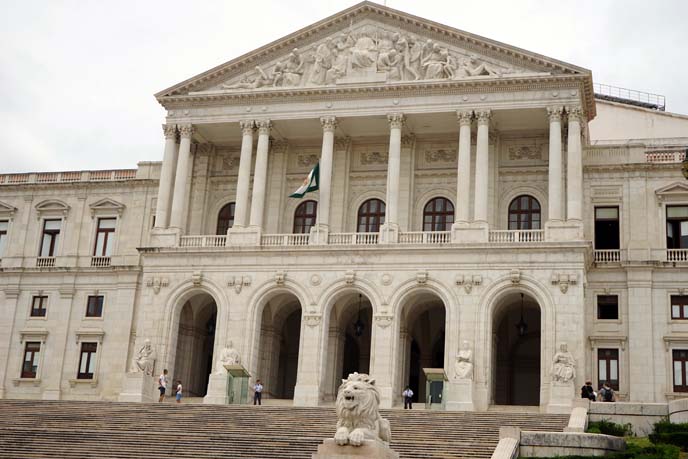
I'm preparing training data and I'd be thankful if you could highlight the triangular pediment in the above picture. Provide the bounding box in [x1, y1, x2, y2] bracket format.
[35, 199, 70, 213]
[157, 2, 592, 104]
[0, 200, 17, 218]
[656, 182, 688, 200]
[89, 198, 125, 217]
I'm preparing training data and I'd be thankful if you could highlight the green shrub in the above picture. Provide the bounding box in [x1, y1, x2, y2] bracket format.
[586, 420, 633, 437]
[652, 420, 688, 434]
[519, 441, 679, 459]
[649, 432, 688, 450]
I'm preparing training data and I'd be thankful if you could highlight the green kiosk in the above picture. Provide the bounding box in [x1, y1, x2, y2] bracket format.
[224, 364, 251, 404]
[423, 368, 447, 410]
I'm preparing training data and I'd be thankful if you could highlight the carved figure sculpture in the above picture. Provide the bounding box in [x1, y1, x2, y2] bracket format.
[309, 39, 333, 85]
[131, 339, 156, 375]
[222, 66, 272, 90]
[551, 343, 576, 383]
[454, 340, 473, 380]
[393, 34, 420, 80]
[325, 48, 348, 84]
[215, 341, 241, 374]
[350, 32, 378, 70]
[421, 43, 446, 80]
[377, 49, 402, 81]
[282, 49, 304, 87]
[462, 55, 502, 77]
[334, 372, 392, 447]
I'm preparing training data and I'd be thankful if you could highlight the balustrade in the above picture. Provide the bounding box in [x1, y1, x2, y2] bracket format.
[488, 230, 544, 243]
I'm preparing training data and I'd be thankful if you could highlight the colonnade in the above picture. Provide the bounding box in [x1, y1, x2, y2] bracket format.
[152, 107, 585, 240]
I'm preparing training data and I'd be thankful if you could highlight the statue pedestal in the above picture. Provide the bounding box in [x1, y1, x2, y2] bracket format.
[444, 380, 475, 411]
[547, 381, 574, 414]
[312, 439, 399, 459]
[118, 372, 155, 403]
[204, 364, 251, 405]
[204, 374, 229, 405]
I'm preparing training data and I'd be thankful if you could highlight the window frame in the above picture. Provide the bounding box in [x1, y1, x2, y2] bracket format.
[422, 197, 454, 232]
[21, 341, 42, 379]
[596, 295, 619, 321]
[85, 295, 104, 318]
[594, 206, 620, 250]
[293, 200, 318, 234]
[39, 218, 62, 258]
[93, 217, 116, 257]
[597, 348, 620, 391]
[216, 202, 236, 235]
[0, 219, 9, 258]
[671, 295, 688, 321]
[357, 199, 386, 233]
[666, 205, 688, 249]
[77, 342, 98, 380]
[508, 195, 541, 230]
[673, 349, 688, 393]
[30, 295, 48, 318]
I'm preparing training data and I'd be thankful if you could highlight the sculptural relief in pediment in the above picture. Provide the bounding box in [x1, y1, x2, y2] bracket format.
[212, 22, 535, 93]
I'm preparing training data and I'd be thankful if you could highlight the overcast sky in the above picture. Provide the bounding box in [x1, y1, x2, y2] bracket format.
[1, 0, 686, 173]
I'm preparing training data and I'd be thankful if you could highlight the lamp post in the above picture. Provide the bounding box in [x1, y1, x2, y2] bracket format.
[515, 293, 528, 337]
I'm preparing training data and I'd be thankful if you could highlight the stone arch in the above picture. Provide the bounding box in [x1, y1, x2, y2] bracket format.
[347, 190, 386, 232]
[499, 185, 548, 230]
[476, 274, 556, 407]
[412, 188, 455, 231]
[282, 197, 319, 234]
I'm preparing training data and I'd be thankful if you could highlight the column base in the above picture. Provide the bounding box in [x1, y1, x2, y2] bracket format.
[227, 226, 262, 246]
[545, 220, 583, 242]
[118, 372, 156, 403]
[546, 381, 574, 414]
[312, 439, 399, 459]
[309, 224, 329, 245]
[444, 380, 475, 411]
[150, 227, 180, 248]
[451, 222, 488, 243]
[204, 373, 229, 405]
[294, 383, 320, 406]
[379, 223, 399, 244]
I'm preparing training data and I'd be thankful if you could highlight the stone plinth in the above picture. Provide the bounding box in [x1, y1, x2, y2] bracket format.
[312, 439, 399, 459]
[149, 228, 180, 247]
[545, 220, 583, 241]
[379, 223, 399, 244]
[227, 227, 261, 246]
[547, 381, 574, 414]
[444, 380, 475, 411]
[451, 223, 488, 243]
[204, 373, 228, 404]
[118, 372, 155, 403]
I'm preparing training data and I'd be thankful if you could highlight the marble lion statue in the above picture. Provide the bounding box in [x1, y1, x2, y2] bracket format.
[334, 372, 392, 447]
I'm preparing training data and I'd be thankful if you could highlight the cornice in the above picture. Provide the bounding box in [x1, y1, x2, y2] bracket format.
[0, 179, 157, 192]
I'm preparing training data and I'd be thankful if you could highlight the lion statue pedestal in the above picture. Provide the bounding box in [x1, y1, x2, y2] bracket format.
[312, 373, 398, 459]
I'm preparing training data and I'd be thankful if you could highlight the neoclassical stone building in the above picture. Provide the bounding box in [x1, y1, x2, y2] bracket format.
[1, 2, 687, 411]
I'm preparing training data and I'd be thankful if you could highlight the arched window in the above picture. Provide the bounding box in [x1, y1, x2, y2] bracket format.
[508, 195, 541, 230]
[216, 202, 235, 235]
[423, 197, 454, 231]
[357, 199, 386, 233]
[293, 200, 317, 234]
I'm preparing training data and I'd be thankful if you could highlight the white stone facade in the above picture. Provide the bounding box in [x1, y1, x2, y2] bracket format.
[1, 2, 687, 411]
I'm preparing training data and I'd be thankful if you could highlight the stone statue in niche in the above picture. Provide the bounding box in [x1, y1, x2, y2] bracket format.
[130, 339, 156, 375]
[551, 342, 576, 383]
[454, 340, 473, 380]
[215, 341, 241, 374]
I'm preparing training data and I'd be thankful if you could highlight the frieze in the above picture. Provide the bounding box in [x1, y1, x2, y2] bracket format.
[508, 144, 543, 161]
[425, 149, 457, 163]
[297, 154, 320, 168]
[146, 277, 169, 294]
[361, 151, 388, 165]
[227, 275, 251, 294]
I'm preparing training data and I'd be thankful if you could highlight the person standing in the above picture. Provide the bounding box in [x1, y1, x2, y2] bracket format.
[253, 379, 263, 406]
[158, 369, 168, 403]
[402, 386, 414, 409]
[175, 380, 183, 404]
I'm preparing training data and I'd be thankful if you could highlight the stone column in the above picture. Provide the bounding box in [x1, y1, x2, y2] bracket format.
[154, 124, 179, 229]
[380, 113, 404, 243]
[627, 268, 655, 401]
[169, 125, 194, 231]
[248, 120, 271, 230]
[566, 106, 583, 224]
[310, 117, 336, 244]
[0, 287, 19, 399]
[293, 316, 323, 406]
[455, 111, 473, 224]
[369, 317, 395, 408]
[547, 107, 564, 223]
[232, 121, 255, 229]
[473, 110, 491, 225]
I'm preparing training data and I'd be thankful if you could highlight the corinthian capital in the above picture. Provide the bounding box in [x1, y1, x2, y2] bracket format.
[320, 116, 337, 132]
[475, 110, 492, 126]
[256, 120, 272, 135]
[547, 106, 564, 122]
[162, 124, 177, 139]
[387, 113, 405, 129]
[178, 124, 194, 139]
[239, 120, 255, 135]
[566, 106, 584, 123]
[457, 110, 473, 126]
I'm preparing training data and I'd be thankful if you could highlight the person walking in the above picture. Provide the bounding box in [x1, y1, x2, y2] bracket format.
[175, 380, 183, 404]
[158, 369, 168, 403]
[253, 379, 263, 406]
[402, 386, 414, 409]
[581, 381, 596, 401]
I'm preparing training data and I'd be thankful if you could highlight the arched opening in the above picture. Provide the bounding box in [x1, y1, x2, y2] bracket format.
[423, 197, 454, 231]
[397, 291, 446, 404]
[173, 293, 217, 397]
[357, 198, 386, 232]
[508, 195, 541, 230]
[255, 293, 302, 400]
[216, 202, 235, 235]
[293, 200, 317, 234]
[323, 292, 373, 401]
[492, 292, 541, 406]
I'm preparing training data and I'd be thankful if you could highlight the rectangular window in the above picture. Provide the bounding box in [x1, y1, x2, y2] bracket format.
[21, 342, 41, 378]
[673, 349, 688, 392]
[30, 296, 47, 317]
[40, 219, 61, 257]
[598, 348, 619, 391]
[595, 207, 620, 250]
[86, 295, 104, 318]
[671, 296, 688, 320]
[597, 295, 619, 320]
[0, 220, 8, 257]
[93, 218, 116, 257]
[77, 342, 98, 379]
[667, 205, 688, 249]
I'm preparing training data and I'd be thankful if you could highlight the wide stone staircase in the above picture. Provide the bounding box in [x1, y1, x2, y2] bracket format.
[0, 400, 568, 458]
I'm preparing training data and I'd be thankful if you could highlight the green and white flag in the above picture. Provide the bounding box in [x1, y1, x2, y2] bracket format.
[290, 162, 319, 198]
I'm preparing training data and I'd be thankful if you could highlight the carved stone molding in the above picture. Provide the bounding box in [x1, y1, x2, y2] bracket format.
[547, 106, 564, 121]
[589, 335, 627, 351]
[334, 136, 351, 150]
[374, 314, 393, 328]
[475, 110, 491, 125]
[416, 271, 428, 285]
[146, 277, 169, 294]
[455, 274, 482, 294]
[509, 269, 521, 284]
[256, 119, 272, 135]
[297, 154, 319, 168]
[360, 151, 388, 165]
[310, 274, 322, 286]
[457, 110, 473, 126]
[425, 149, 456, 163]
[551, 273, 577, 294]
[178, 124, 195, 138]
[3, 287, 20, 299]
[228, 275, 251, 294]
[59, 288, 75, 299]
[401, 134, 415, 147]
[344, 270, 355, 285]
[191, 271, 203, 286]
[162, 124, 177, 139]
[320, 116, 337, 132]
[380, 273, 392, 286]
[387, 113, 405, 129]
[239, 120, 255, 134]
[508, 144, 543, 161]
[566, 106, 584, 123]
[275, 271, 286, 285]
[304, 314, 322, 328]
